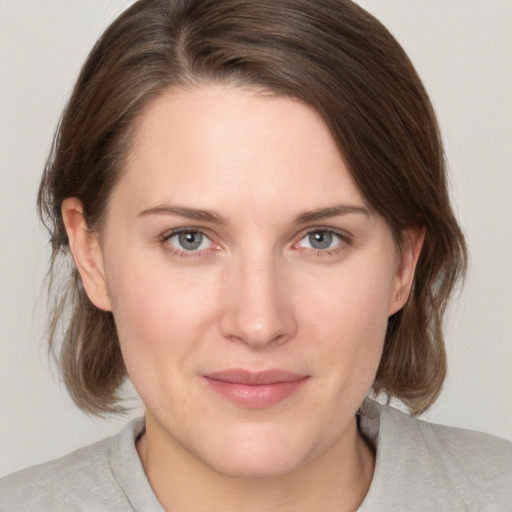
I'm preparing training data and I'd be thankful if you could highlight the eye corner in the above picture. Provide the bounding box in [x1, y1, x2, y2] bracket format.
[291, 227, 353, 258]
[158, 227, 222, 259]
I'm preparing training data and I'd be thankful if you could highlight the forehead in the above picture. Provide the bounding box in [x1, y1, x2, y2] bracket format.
[115, 84, 366, 216]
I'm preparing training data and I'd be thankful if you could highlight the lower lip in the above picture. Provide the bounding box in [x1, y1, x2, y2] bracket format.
[203, 377, 309, 408]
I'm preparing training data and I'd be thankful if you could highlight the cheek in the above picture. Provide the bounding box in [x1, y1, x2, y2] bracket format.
[105, 254, 219, 373]
[300, 252, 394, 335]
[107, 261, 224, 414]
[297, 254, 394, 388]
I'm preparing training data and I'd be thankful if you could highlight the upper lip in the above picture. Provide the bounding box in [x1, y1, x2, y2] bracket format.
[204, 369, 308, 385]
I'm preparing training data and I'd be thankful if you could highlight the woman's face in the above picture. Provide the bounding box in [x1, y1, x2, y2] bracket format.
[73, 85, 418, 477]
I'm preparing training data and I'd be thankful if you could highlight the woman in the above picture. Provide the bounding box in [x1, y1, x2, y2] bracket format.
[1, 0, 511, 510]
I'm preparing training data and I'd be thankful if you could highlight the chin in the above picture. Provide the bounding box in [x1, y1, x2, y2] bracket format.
[196, 422, 314, 478]
[206, 451, 306, 479]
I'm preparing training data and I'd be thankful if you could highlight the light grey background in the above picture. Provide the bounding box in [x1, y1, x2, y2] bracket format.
[1, 0, 511, 478]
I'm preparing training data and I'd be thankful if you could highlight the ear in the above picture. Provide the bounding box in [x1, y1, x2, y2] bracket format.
[388, 226, 425, 316]
[61, 198, 112, 311]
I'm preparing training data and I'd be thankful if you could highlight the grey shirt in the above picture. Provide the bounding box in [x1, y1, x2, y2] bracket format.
[1, 400, 511, 511]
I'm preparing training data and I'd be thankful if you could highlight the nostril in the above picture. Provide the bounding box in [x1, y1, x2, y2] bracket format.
[224, 322, 292, 350]
[218, 257, 298, 348]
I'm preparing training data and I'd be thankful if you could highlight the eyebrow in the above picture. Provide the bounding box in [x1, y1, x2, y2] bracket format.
[138, 205, 227, 225]
[294, 204, 370, 224]
[137, 203, 370, 225]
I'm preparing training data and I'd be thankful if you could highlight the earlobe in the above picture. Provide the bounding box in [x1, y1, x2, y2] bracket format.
[388, 226, 425, 316]
[61, 198, 112, 311]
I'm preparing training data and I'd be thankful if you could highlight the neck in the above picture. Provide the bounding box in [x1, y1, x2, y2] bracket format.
[137, 415, 375, 512]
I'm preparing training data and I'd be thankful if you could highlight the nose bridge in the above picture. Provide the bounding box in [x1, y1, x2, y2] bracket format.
[220, 245, 296, 348]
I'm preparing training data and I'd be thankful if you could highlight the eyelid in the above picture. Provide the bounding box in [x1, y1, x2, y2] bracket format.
[295, 226, 352, 242]
[161, 226, 209, 241]
[292, 227, 353, 253]
[158, 225, 352, 259]
[159, 227, 220, 258]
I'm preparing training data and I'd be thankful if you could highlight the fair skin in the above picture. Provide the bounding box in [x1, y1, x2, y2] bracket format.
[62, 85, 423, 512]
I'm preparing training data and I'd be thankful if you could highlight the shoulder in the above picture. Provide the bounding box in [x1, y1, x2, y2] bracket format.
[359, 400, 512, 511]
[381, 400, 512, 478]
[0, 419, 145, 512]
[411, 410, 512, 486]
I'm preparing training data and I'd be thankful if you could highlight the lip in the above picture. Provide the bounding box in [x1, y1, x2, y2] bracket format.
[202, 369, 309, 408]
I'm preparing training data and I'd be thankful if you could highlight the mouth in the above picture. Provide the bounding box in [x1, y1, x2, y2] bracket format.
[202, 369, 310, 408]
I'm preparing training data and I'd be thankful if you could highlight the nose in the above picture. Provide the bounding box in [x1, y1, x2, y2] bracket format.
[219, 251, 297, 349]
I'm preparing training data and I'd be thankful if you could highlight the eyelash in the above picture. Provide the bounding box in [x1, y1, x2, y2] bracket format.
[159, 228, 217, 259]
[159, 227, 352, 259]
[293, 229, 351, 258]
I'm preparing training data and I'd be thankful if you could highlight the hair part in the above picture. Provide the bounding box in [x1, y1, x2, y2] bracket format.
[39, 0, 467, 416]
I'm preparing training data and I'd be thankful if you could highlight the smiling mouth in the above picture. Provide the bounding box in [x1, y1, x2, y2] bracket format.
[202, 369, 310, 408]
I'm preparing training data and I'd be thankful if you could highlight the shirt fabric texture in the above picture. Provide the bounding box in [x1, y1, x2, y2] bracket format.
[1, 400, 511, 511]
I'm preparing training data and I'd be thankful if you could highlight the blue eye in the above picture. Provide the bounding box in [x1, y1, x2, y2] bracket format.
[167, 230, 212, 251]
[298, 230, 342, 250]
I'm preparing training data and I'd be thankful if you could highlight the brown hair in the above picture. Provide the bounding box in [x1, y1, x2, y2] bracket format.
[38, 0, 467, 416]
